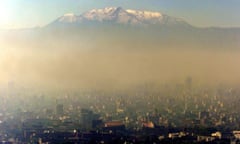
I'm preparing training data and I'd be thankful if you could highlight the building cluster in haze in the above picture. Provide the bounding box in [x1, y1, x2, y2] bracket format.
[0, 79, 240, 143]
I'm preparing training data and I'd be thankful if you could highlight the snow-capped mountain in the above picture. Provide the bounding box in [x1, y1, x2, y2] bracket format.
[51, 7, 188, 26]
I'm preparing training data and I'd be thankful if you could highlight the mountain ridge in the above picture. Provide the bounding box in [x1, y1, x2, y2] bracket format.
[1, 6, 240, 51]
[50, 7, 189, 27]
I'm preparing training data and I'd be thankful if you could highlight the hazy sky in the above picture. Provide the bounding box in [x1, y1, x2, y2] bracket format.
[0, 0, 240, 29]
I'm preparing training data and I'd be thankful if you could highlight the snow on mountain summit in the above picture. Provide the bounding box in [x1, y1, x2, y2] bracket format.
[81, 7, 165, 24]
[57, 13, 80, 23]
[54, 7, 187, 26]
[126, 9, 163, 19]
[82, 7, 129, 21]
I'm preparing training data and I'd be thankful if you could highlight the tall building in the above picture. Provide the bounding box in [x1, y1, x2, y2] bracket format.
[185, 76, 192, 91]
[81, 109, 99, 131]
[56, 104, 64, 116]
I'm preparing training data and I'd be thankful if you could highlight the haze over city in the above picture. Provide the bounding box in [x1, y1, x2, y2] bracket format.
[0, 2, 239, 89]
